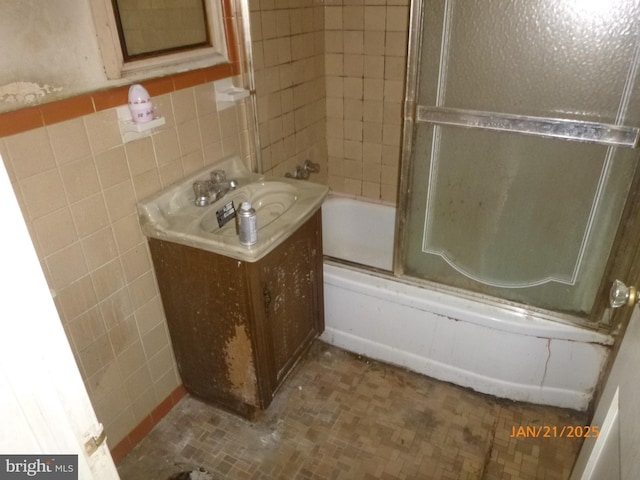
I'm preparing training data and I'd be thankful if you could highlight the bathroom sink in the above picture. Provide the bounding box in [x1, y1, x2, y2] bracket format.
[137, 155, 329, 262]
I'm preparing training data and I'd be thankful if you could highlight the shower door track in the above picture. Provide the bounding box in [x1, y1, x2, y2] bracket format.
[417, 106, 640, 149]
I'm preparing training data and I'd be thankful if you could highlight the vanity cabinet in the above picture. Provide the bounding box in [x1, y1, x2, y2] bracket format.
[148, 210, 324, 418]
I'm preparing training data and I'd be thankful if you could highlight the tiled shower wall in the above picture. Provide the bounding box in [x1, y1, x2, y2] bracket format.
[324, 0, 409, 203]
[250, 0, 328, 181]
[0, 86, 253, 448]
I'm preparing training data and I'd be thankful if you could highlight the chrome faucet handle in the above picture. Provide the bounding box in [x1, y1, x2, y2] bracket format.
[210, 169, 226, 184]
[193, 180, 214, 206]
[303, 159, 320, 174]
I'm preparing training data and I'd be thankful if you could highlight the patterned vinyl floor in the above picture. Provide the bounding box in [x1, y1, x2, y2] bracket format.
[117, 341, 589, 480]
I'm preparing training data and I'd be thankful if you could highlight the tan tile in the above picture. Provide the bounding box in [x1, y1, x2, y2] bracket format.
[57, 274, 98, 322]
[343, 6, 364, 30]
[199, 113, 222, 147]
[147, 345, 176, 383]
[125, 137, 156, 177]
[59, 156, 101, 203]
[382, 123, 402, 146]
[124, 366, 154, 403]
[177, 118, 202, 155]
[344, 178, 363, 195]
[131, 387, 159, 424]
[121, 243, 152, 284]
[203, 141, 225, 166]
[113, 213, 145, 254]
[48, 118, 92, 166]
[263, 38, 279, 67]
[384, 79, 405, 102]
[81, 227, 118, 271]
[325, 30, 343, 53]
[275, 9, 291, 36]
[381, 165, 398, 185]
[33, 207, 78, 256]
[95, 146, 130, 189]
[141, 322, 170, 360]
[364, 55, 385, 79]
[84, 109, 122, 154]
[386, 6, 409, 32]
[363, 142, 383, 164]
[382, 144, 401, 166]
[128, 272, 158, 311]
[364, 6, 386, 31]
[152, 128, 181, 166]
[344, 77, 364, 99]
[66, 306, 106, 352]
[344, 120, 363, 141]
[261, 10, 277, 40]
[363, 78, 384, 100]
[104, 180, 137, 222]
[343, 54, 364, 78]
[132, 169, 161, 201]
[19, 169, 67, 220]
[158, 159, 184, 188]
[344, 31, 364, 54]
[5, 128, 55, 179]
[384, 100, 403, 125]
[193, 82, 218, 118]
[70, 193, 110, 237]
[84, 359, 123, 406]
[171, 88, 197, 125]
[325, 6, 342, 30]
[385, 31, 408, 57]
[326, 118, 344, 139]
[325, 53, 344, 76]
[91, 259, 126, 302]
[104, 408, 136, 449]
[153, 365, 180, 402]
[364, 31, 385, 55]
[117, 340, 147, 381]
[100, 288, 134, 331]
[363, 159, 382, 182]
[344, 139, 363, 160]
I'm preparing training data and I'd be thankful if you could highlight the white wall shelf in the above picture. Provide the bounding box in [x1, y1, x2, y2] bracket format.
[116, 105, 166, 143]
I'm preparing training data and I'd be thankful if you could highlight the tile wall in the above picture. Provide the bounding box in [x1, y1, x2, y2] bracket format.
[0, 0, 411, 458]
[0, 85, 253, 447]
[324, 0, 409, 203]
[249, 0, 328, 181]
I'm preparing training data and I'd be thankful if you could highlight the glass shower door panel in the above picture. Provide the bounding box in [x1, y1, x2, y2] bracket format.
[406, 124, 637, 313]
[420, 0, 640, 123]
[404, 124, 636, 313]
[402, 0, 640, 315]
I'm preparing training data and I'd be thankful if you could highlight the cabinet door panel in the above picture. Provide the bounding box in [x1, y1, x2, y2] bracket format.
[260, 212, 323, 387]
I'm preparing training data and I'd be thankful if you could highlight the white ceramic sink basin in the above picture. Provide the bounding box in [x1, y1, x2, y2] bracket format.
[137, 155, 328, 262]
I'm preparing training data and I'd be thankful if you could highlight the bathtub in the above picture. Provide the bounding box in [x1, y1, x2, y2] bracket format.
[320, 195, 612, 411]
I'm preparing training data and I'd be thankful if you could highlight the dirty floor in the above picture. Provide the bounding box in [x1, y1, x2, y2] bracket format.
[117, 341, 588, 480]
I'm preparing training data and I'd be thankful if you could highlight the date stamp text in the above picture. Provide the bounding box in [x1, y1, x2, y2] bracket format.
[510, 425, 600, 438]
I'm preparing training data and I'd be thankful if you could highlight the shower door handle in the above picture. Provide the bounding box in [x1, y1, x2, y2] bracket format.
[610, 280, 639, 308]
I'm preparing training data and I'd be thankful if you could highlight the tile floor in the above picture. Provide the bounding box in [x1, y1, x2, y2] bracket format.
[117, 341, 589, 480]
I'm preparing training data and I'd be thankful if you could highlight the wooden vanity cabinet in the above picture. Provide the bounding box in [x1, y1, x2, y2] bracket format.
[147, 209, 324, 418]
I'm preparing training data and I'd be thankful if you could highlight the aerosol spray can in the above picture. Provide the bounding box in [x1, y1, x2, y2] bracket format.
[238, 202, 257, 246]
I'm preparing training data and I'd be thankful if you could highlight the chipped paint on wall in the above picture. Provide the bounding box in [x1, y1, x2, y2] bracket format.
[0, 81, 63, 105]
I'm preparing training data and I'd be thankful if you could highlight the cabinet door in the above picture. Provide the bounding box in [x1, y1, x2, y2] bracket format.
[258, 211, 324, 390]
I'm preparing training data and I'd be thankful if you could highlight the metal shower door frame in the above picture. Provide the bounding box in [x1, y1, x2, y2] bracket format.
[394, 0, 640, 329]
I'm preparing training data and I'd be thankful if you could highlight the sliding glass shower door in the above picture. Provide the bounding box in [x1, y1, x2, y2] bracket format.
[399, 0, 640, 316]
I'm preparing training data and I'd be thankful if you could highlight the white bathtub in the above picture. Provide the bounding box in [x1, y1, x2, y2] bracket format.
[320, 195, 612, 411]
